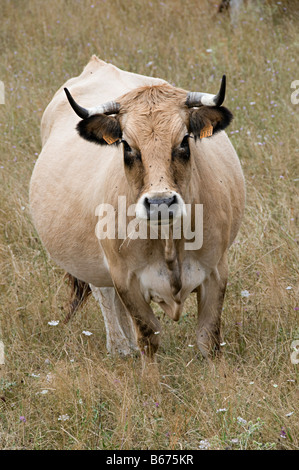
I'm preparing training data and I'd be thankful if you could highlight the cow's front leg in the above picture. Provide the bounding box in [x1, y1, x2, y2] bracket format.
[112, 274, 161, 361]
[196, 253, 228, 358]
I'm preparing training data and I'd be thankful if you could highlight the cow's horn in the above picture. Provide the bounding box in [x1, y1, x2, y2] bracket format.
[64, 88, 120, 118]
[185, 75, 226, 108]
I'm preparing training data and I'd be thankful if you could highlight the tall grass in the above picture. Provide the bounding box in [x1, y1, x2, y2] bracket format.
[0, 0, 298, 450]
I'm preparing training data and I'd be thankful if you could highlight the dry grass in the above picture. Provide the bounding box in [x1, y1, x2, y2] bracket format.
[0, 0, 298, 450]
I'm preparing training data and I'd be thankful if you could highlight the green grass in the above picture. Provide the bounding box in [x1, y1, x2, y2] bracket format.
[0, 0, 298, 450]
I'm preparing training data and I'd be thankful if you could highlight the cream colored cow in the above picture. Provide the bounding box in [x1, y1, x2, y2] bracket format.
[30, 56, 245, 362]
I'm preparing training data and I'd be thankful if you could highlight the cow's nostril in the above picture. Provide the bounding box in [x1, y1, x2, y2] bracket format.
[166, 195, 177, 207]
[143, 195, 178, 221]
[144, 197, 150, 210]
[146, 195, 177, 208]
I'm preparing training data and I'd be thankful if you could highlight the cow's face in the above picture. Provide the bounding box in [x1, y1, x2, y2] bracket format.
[118, 86, 193, 223]
[65, 82, 233, 224]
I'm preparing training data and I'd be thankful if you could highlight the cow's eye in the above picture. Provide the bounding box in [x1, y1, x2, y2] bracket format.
[122, 140, 132, 153]
[180, 134, 190, 150]
[122, 140, 141, 166]
[172, 135, 190, 161]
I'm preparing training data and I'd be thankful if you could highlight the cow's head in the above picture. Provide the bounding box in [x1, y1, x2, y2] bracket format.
[65, 76, 232, 224]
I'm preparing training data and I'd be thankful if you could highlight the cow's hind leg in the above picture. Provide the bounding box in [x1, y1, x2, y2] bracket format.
[90, 285, 138, 356]
[64, 274, 91, 323]
[196, 252, 228, 358]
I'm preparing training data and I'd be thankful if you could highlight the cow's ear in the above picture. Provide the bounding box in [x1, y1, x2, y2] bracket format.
[76, 114, 122, 145]
[189, 106, 233, 140]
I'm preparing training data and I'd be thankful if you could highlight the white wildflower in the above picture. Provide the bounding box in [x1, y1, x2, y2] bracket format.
[36, 389, 49, 395]
[82, 330, 93, 336]
[58, 414, 70, 421]
[199, 439, 210, 449]
[48, 320, 59, 326]
[237, 416, 247, 425]
[216, 408, 227, 413]
[241, 290, 250, 298]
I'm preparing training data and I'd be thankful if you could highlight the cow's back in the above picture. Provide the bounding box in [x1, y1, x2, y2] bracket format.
[41, 56, 166, 145]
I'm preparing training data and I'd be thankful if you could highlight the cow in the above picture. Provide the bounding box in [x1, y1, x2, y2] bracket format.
[29, 56, 245, 367]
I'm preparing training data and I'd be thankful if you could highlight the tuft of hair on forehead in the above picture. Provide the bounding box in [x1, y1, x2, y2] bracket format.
[118, 84, 189, 149]
[119, 84, 188, 114]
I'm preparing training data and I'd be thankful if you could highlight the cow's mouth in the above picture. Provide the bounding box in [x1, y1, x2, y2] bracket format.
[145, 202, 177, 225]
[147, 215, 175, 227]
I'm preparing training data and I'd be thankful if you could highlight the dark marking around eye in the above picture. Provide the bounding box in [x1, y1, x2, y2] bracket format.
[122, 140, 142, 167]
[172, 134, 190, 162]
[122, 140, 132, 153]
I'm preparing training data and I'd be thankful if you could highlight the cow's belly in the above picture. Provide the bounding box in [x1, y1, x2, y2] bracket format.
[44, 242, 113, 287]
[139, 259, 207, 320]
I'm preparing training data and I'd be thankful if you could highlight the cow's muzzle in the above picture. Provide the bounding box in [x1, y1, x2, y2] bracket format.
[144, 195, 177, 222]
[136, 192, 186, 224]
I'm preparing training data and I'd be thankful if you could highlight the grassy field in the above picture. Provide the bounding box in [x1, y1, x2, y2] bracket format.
[0, 0, 298, 450]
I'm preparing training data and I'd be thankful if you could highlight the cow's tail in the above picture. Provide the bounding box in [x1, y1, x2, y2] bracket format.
[63, 273, 91, 323]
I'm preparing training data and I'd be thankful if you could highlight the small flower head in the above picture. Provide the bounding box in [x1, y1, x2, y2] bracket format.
[58, 414, 70, 421]
[199, 439, 210, 450]
[82, 330, 92, 336]
[241, 290, 250, 298]
[237, 416, 247, 425]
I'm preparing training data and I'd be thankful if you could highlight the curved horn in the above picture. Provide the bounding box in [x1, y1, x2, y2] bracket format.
[64, 88, 120, 118]
[185, 75, 226, 108]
